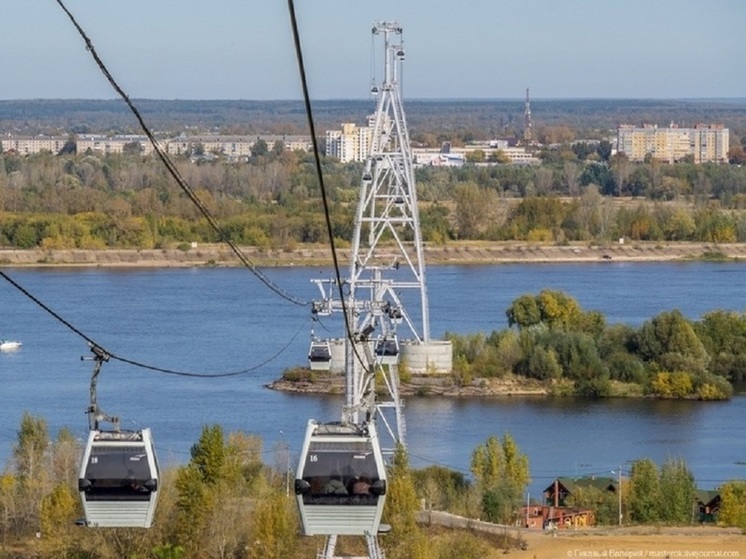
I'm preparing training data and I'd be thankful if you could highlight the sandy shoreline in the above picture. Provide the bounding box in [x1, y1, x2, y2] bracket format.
[1, 241, 744, 267]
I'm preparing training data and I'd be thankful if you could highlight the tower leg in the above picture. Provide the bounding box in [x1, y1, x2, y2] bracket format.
[316, 533, 385, 559]
[318, 534, 337, 559]
[365, 532, 385, 559]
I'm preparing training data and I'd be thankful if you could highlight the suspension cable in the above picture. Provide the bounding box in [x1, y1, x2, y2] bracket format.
[54, 0, 308, 307]
[286, 0, 370, 374]
[0, 269, 304, 378]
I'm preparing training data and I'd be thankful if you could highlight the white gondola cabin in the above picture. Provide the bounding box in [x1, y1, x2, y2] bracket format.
[308, 340, 332, 371]
[374, 336, 399, 366]
[78, 428, 160, 528]
[294, 420, 387, 536]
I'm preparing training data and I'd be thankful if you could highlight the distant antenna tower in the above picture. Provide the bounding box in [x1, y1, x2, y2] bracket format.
[523, 87, 533, 144]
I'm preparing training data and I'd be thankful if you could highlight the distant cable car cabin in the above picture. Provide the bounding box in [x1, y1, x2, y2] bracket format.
[374, 336, 399, 365]
[78, 428, 160, 528]
[308, 340, 332, 371]
[294, 420, 387, 536]
[387, 305, 403, 324]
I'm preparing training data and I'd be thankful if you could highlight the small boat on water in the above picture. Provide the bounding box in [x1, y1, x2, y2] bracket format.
[0, 340, 22, 352]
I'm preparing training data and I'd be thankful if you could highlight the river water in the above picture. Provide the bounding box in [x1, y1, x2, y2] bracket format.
[1, 262, 745, 496]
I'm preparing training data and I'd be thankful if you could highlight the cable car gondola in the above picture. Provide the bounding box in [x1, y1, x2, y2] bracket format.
[308, 339, 332, 371]
[78, 428, 160, 528]
[77, 344, 160, 528]
[374, 336, 399, 366]
[294, 420, 387, 536]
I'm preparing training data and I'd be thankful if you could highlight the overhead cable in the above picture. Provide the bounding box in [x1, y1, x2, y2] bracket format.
[286, 0, 368, 370]
[0, 270, 304, 378]
[54, 0, 308, 307]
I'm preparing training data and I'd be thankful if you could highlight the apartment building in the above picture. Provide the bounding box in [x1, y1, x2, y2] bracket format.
[0, 135, 69, 155]
[77, 134, 158, 155]
[325, 122, 374, 163]
[617, 124, 729, 163]
[1, 133, 312, 158]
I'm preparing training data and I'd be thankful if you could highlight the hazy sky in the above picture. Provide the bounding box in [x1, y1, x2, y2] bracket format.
[3, 0, 744, 100]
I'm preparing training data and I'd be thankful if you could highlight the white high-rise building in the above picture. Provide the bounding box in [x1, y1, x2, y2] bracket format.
[617, 124, 730, 163]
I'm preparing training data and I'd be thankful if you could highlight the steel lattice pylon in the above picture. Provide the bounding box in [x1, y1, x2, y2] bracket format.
[311, 22, 419, 559]
[311, 20, 425, 451]
[350, 20, 430, 346]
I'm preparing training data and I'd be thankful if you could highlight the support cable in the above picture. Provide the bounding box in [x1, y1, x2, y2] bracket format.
[286, 0, 369, 372]
[54, 0, 307, 307]
[0, 269, 305, 378]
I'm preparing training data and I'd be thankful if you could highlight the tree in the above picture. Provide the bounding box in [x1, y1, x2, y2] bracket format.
[174, 424, 230, 551]
[658, 457, 696, 524]
[251, 139, 269, 158]
[271, 140, 285, 156]
[465, 149, 485, 163]
[566, 485, 618, 525]
[190, 424, 227, 485]
[610, 153, 631, 197]
[596, 140, 612, 162]
[122, 141, 144, 155]
[506, 294, 541, 329]
[383, 444, 424, 558]
[249, 486, 298, 559]
[506, 290, 582, 331]
[453, 183, 494, 239]
[412, 465, 469, 514]
[634, 310, 708, 374]
[470, 434, 530, 524]
[580, 162, 615, 195]
[12, 412, 51, 537]
[719, 480, 746, 530]
[628, 458, 660, 523]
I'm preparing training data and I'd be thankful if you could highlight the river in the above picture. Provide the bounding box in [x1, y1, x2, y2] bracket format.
[1, 261, 745, 496]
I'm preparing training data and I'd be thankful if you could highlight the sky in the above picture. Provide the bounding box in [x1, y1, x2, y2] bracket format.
[2, 0, 744, 101]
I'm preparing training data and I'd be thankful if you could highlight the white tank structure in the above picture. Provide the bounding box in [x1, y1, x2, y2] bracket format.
[327, 339, 452, 374]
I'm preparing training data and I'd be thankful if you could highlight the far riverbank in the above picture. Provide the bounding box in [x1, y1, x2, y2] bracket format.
[1, 241, 745, 267]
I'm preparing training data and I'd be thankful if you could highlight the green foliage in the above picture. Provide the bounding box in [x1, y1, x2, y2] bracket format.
[13, 411, 49, 482]
[248, 486, 298, 559]
[189, 424, 227, 485]
[450, 292, 740, 400]
[38, 483, 80, 557]
[658, 457, 697, 524]
[152, 543, 186, 559]
[507, 289, 598, 333]
[628, 458, 661, 523]
[566, 485, 619, 525]
[384, 445, 420, 542]
[517, 343, 562, 381]
[627, 457, 697, 524]
[506, 294, 541, 329]
[649, 372, 695, 398]
[695, 310, 746, 381]
[470, 434, 529, 524]
[174, 424, 262, 554]
[634, 310, 708, 374]
[719, 480, 746, 530]
[412, 465, 470, 514]
[2, 150, 746, 248]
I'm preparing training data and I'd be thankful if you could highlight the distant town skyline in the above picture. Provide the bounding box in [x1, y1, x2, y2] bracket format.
[3, 0, 744, 101]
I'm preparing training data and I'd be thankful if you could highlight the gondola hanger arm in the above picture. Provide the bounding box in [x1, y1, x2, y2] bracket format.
[82, 344, 120, 432]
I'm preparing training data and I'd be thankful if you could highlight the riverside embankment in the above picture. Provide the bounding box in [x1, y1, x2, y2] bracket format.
[1, 241, 745, 267]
